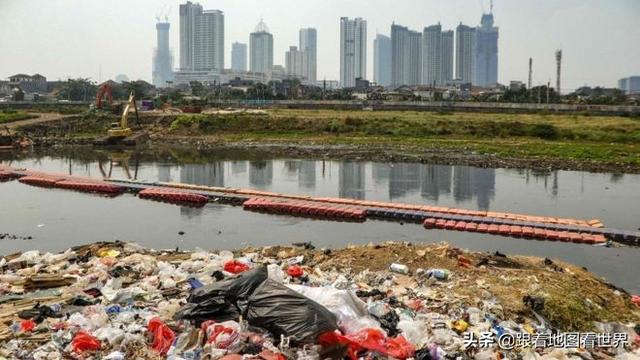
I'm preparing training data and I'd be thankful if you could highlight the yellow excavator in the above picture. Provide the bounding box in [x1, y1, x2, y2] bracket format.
[108, 92, 137, 138]
[95, 91, 147, 146]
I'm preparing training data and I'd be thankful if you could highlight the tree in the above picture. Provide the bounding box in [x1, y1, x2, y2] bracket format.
[121, 80, 154, 99]
[57, 78, 97, 101]
[189, 81, 206, 97]
[246, 83, 274, 99]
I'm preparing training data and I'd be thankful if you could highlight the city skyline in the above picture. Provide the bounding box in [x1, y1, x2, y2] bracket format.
[1, 0, 639, 90]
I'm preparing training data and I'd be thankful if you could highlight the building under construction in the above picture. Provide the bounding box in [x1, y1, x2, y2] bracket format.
[152, 20, 174, 88]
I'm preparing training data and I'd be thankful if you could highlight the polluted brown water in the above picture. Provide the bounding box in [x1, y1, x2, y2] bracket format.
[0, 149, 639, 293]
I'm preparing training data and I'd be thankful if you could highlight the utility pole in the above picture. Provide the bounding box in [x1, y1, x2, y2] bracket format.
[528, 58, 533, 103]
[555, 50, 562, 96]
[528, 58, 533, 89]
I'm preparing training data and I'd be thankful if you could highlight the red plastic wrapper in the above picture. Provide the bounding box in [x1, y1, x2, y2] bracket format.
[287, 265, 304, 278]
[72, 330, 101, 353]
[319, 328, 415, 360]
[224, 260, 250, 274]
[148, 317, 176, 355]
[201, 320, 241, 349]
[20, 319, 36, 332]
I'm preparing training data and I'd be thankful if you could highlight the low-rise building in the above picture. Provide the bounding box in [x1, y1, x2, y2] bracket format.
[8, 73, 47, 93]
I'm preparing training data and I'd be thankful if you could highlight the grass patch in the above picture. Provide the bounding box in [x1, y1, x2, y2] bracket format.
[169, 109, 640, 144]
[0, 110, 35, 124]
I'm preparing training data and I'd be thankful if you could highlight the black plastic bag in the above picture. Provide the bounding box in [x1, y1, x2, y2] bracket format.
[376, 310, 400, 337]
[175, 266, 268, 322]
[176, 266, 338, 344]
[244, 279, 338, 344]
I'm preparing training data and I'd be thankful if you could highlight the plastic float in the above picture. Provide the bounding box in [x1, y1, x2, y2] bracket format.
[54, 180, 124, 195]
[138, 188, 209, 206]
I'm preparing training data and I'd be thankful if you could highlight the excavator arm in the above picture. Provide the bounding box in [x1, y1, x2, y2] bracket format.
[96, 83, 113, 109]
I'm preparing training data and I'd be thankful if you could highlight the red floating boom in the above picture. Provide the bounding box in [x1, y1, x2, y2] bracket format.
[138, 188, 209, 206]
[19, 176, 61, 188]
[55, 180, 124, 195]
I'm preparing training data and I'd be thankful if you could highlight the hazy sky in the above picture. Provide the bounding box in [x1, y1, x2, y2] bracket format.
[1, 0, 638, 90]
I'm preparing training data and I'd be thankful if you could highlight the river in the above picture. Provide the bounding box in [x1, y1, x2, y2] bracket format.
[1, 149, 639, 292]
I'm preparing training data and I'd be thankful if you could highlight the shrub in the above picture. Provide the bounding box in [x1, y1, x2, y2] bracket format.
[531, 123, 559, 139]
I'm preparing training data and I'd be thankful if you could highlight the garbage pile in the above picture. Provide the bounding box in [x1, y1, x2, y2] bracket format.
[0, 241, 638, 359]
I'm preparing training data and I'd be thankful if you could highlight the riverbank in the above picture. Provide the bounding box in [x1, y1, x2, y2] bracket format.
[0, 241, 638, 359]
[0, 110, 36, 124]
[13, 108, 640, 173]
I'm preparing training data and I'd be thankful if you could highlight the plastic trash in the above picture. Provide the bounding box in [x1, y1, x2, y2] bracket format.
[423, 269, 450, 281]
[71, 330, 101, 353]
[94, 326, 125, 346]
[187, 277, 204, 289]
[224, 260, 250, 274]
[389, 263, 409, 275]
[287, 285, 375, 334]
[319, 328, 415, 360]
[397, 319, 428, 346]
[176, 266, 269, 322]
[287, 265, 304, 278]
[286, 255, 304, 265]
[20, 319, 36, 332]
[202, 320, 241, 350]
[451, 319, 468, 333]
[377, 310, 400, 336]
[97, 248, 120, 258]
[245, 279, 339, 344]
[148, 317, 176, 355]
[104, 351, 125, 360]
[267, 263, 285, 283]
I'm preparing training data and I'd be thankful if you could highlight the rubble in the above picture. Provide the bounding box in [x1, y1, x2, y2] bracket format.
[0, 240, 638, 359]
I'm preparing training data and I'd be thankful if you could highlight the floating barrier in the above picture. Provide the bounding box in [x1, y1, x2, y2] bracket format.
[4, 166, 639, 246]
[55, 180, 124, 195]
[243, 197, 366, 221]
[0, 171, 21, 182]
[18, 176, 62, 188]
[138, 188, 209, 206]
[423, 217, 606, 244]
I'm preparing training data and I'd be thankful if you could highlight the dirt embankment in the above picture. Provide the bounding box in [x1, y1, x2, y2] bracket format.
[12, 111, 640, 174]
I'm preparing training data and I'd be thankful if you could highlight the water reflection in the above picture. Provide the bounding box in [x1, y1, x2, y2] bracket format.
[299, 161, 316, 190]
[3, 151, 636, 218]
[421, 165, 452, 202]
[249, 161, 273, 188]
[339, 161, 365, 199]
[180, 162, 224, 187]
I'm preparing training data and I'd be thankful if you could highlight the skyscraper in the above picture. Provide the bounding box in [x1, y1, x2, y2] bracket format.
[195, 10, 224, 71]
[422, 24, 441, 86]
[440, 30, 454, 84]
[340, 17, 367, 88]
[285, 46, 305, 78]
[455, 23, 475, 83]
[474, 11, 499, 86]
[231, 42, 247, 71]
[179, 2, 202, 70]
[250, 20, 274, 74]
[299, 28, 317, 83]
[423, 23, 454, 86]
[373, 34, 391, 87]
[152, 20, 174, 88]
[407, 30, 422, 86]
[179, 2, 224, 71]
[391, 24, 421, 87]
